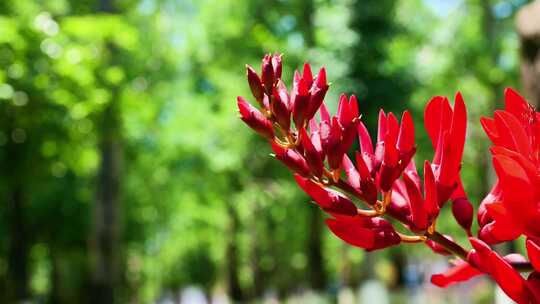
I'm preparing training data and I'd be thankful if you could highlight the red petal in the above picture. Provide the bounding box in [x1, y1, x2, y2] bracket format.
[261, 56, 274, 90]
[504, 87, 530, 119]
[494, 110, 531, 156]
[449, 92, 467, 168]
[492, 154, 533, 214]
[246, 65, 264, 102]
[397, 111, 415, 153]
[237, 96, 274, 139]
[292, 78, 310, 128]
[431, 260, 482, 287]
[527, 239, 540, 272]
[403, 171, 428, 230]
[527, 272, 540, 303]
[319, 103, 330, 123]
[425, 235, 453, 256]
[271, 54, 282, 79]
[342, 154, 360, 190]
[349, 95, 359, 119]
[469, 238, 532, 303]
[315, 67, 327, 89]
[271, 83, 291, 130]
[302, 62, 313, 86]
[424, 96, 452, 149]
[271, 143, 310, 176]
[299, 128, 324, 177]
[377, 110, 387, 143]
[294, 175, 358, 217]
[483, 202, 522, 242]
[325, 217, 375, 249]
[337, 94, 349, 126]
[383, 113, 399, 167]
[480, 116, 500, 144]
[326, 217, 400, 251]
[423, 161, 439, 219]
[357, 121, 374, 154]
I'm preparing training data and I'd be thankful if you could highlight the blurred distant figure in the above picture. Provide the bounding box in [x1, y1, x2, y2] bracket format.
[181, 286, 207, 304]
[358, 280, 389, 304]
[337, 287, 356, 304]
[262, 289, 279, 304]
[211, 287, 230, 304]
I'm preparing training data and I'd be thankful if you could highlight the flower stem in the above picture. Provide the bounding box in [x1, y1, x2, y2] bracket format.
[426, 231, 468, 261]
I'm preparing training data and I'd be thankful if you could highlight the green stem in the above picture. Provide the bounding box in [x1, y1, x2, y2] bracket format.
[426, 231, 468, 261]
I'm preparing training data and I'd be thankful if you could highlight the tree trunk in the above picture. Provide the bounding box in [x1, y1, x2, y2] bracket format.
[49, 245, 62, 304]
[91, 101, 122, 303]
[7, 182, 29, 300]
[225, 200, 244, 301]
[5, 117, 30, 301]
[306, 206, 327, 290]
[90, 1, 122, 302]
[517, 0, 540, 107]
[249, 201, 264, 298]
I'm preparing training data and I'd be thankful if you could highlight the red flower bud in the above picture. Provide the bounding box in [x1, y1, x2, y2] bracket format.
[261, 55, 275, 93]
[325, 117, 344, 170]
[357, 121, 374, 155]
[342, 154, 360, 190]
[319, 103, 331, 123]
[325, 216, 400, 251]
[246, 65, 264, 104]
[237, 96, 274, 139]
[271, 81, 291, 130]
[337, 94, 359, 127]
[305, 68, 329, 121]
[451, 197, 473, 233]
[302, 63, 313, 87]
[294, 174, 358, 218]
[292, 77, 310, 128]
[271, 142, 310, 176]
[299, 128, 324, 177]
[354, 152, 377, 204]
[271, 54, 282, 79]
[379, 114, 399, 192]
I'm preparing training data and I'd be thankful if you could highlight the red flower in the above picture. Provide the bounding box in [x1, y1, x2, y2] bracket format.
[479, 88, 540, 244]
[238, 55, 540, 302]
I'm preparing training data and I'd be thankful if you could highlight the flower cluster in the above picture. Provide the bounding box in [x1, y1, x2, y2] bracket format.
[237, 54, 540, 303]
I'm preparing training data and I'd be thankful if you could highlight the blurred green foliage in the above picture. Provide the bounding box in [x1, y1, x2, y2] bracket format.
[0, 0, 530, 303]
